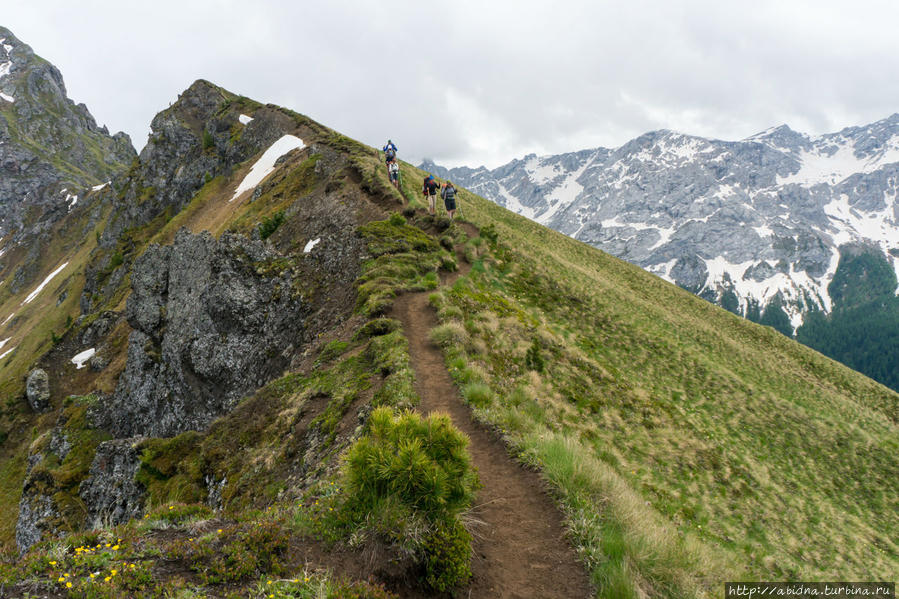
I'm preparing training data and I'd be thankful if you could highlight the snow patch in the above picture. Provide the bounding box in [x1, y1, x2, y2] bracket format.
[0, 346, 15, 361]
[231, 135, 305, 201]
[497, 183, 535, 219]
[0, 92, 13, 103]
[524, 157, 561, 185]
[303, 238, 321, 253]
[65, 193, 78, 209]
[1, 314, 13, 326]
[71, 348, 96, 369]
[91, 182, 109, 192]
[0, 337, 10, 350]
[238, 114, 254, 125]
[21, 262, 69, 305]
[777, 138, 899, 187]
[536, 150, 602, 225]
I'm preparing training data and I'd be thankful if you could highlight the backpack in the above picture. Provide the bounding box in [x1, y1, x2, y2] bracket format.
[385, 148, 396, 161]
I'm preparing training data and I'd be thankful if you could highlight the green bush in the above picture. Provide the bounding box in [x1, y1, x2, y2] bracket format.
[259, 210, 285, 240]
[340, 408, 478, 591]
[202, 129, 215, 150]
[525, 337, 545, 372]
[343, 408, 477, 519]
[423, 520, 473, 592]
[388, 212, 406, 226]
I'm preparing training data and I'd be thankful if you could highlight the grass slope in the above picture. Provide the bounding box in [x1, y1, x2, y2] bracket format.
[415, 177, 898, 594]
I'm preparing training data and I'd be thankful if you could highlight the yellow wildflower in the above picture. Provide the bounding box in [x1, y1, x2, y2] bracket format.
[66, 582, 72, 588]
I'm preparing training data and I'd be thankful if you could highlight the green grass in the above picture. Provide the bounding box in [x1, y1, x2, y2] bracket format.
[421, 186, 899, 595]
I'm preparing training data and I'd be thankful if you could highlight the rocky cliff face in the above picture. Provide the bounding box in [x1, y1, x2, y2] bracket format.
[7, 61, 378, 549]
[424, 115, 899, 329]
[0, 26, 135, 242]
[96, 228, 308, 438]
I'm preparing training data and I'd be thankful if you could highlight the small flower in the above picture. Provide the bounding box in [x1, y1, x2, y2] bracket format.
[111, 544, 119, 550]
[49, 560, 57, 566]
[111, 569, 118, 576]
[66, 582, 72, 588]
[104, 576, 111, 582]
[217, 529, 222, 534]
[58, 577, 65, 582]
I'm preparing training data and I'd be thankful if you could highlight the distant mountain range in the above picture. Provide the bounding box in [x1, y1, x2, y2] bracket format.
[423, 115, 899, 390]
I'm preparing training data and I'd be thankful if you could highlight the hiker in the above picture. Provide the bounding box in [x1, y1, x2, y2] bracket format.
[383, 140, 397, 165]
[388, 161, 400, 189]
[441, 180, 457, 219]
[423, 174, 440, 215]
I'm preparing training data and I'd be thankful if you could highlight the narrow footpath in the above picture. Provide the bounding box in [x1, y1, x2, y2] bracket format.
[391, 231, 593, 599]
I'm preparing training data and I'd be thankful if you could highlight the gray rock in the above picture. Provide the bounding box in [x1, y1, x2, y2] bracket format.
[0, 26, 135, 257]
[79, 438, 146, 530]
[95, 228, 309, 438]
[25, 369, 50, 412]
[15, 491, 57, 555]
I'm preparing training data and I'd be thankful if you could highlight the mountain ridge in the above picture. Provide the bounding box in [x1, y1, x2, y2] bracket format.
[0, 27, 896, 598]
[423, 112, 899, 389]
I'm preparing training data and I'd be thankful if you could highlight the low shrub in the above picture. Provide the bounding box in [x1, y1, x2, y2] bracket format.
[339, 408, 478, 591]
[462, 382, 493, 408]
[259, 210, 285, 240]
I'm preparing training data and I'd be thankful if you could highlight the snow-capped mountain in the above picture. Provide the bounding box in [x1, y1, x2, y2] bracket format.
[423, 114, 899, 329]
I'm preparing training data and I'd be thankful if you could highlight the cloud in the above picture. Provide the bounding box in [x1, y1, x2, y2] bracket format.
[3, 0, 899, 168]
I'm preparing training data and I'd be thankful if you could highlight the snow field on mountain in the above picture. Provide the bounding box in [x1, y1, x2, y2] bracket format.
[777, 135, 899, 187]
[231, 135, 304, 201]
[21, 262, 68, 305]
[701, 254, 836, 329]
[238, 114, 253, 124]
[0, 38, 13, 102]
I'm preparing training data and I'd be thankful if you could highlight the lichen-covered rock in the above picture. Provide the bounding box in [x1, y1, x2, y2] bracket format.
[95, 228, 308, 438]
[15, 490, 57, 555]
[79, 438, 146, 529]
[25, 368, 50, 412]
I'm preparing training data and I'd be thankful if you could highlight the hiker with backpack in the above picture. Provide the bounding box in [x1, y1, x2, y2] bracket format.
[383, 140, 397, 167]
[423, 174, 440, 216]
[388, 161, 400, 189]
[441, 180, 458, 220]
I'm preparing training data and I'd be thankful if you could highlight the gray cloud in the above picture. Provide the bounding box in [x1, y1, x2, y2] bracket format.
[4, 0, 899, 167]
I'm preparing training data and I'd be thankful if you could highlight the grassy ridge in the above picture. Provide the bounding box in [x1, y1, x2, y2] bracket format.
[419, 180, 898, 594]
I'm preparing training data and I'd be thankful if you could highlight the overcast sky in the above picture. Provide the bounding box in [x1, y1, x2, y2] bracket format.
[4, 0, 899, 168]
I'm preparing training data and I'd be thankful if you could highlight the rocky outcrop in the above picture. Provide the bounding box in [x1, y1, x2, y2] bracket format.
[95, 228, 309, 438]
[79, 438, 146, 529]
[0, 26, 135, 243]
[25, 369, 50, 412]
[96, 80, 295, 250]
[15, 484, 57, 555]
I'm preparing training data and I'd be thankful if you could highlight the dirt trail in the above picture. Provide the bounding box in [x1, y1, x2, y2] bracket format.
[391, 232, 593, 599]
